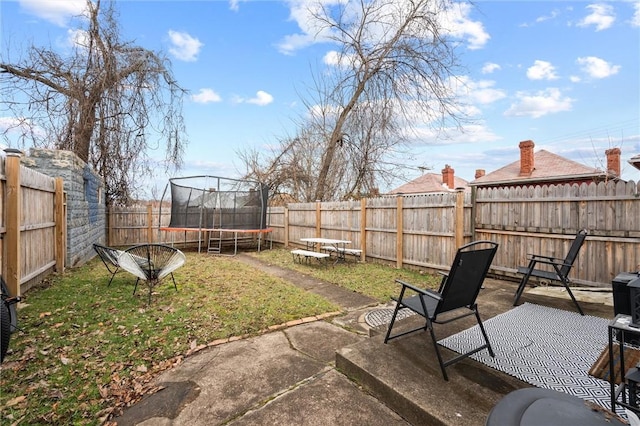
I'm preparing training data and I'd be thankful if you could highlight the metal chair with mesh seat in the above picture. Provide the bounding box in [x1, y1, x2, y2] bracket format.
[514, 229, 588, 315]
[384, 240, 499, 381]
[93, 243, 125, 286]
[118, 244, 186, 304]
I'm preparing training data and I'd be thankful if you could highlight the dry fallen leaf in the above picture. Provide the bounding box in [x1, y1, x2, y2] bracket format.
[6, 395, 27, 407]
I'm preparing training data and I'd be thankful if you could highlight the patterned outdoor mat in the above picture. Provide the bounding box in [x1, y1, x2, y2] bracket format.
[364, 307, 415, 328]
[438, 303, 620, 416]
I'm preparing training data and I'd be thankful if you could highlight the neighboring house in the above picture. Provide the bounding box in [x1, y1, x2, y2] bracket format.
[470, 140, 622, 189]
[630, 154, 640, 171]
[388, 164, 469, 195]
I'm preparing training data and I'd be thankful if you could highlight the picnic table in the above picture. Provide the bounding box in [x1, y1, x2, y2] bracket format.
[294, 237, 361, 264]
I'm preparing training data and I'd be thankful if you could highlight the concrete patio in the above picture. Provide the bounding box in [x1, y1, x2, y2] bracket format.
[114, 254, 618, 426]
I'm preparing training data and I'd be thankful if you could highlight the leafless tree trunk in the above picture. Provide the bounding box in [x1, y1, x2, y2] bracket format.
[0, 0, 187, 206]
[308, 0, 465, 200]
[239, 0, 465, 201]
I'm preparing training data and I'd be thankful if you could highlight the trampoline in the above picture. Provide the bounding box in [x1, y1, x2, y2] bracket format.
[159, 175, 272, 254]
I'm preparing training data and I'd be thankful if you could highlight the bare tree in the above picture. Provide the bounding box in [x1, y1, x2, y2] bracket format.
[240, 0, 465, 201]
[0, 0, 187, 206]
[311, 0, 465, 200]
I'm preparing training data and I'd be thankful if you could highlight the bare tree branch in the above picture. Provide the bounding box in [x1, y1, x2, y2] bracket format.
[238, 0, 466, 201]
[0, 0, 188, 207]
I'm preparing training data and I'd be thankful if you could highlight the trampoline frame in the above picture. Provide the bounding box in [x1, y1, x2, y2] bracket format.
[159, 175, 271, 254]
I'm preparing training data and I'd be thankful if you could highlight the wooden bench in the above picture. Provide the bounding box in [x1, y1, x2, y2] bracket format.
[321, 246, 363, 261]
[291, 249, 330, 265]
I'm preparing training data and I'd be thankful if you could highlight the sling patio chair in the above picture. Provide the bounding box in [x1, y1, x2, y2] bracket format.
[513, 229, 588, 316]
[384, 240, 499, 381]
[93, 243, 125, 286]
[117, 244, 186, 305]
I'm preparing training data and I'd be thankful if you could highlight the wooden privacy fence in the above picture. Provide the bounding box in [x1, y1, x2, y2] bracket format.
[0, 151, 66, 297]
[108, 180, 640, 288]
[473, 180, 640, 287]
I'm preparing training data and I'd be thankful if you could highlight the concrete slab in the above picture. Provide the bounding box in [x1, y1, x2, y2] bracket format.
[115, 321, 377, 426]
[228, 369, 410, 426]
[285, 320, 366, 364]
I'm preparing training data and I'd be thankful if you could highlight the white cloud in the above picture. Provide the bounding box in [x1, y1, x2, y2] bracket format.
[247, 91, 274, 106]
[234, 91, 274, 106]
[19, 0, 87, 26]
[323, 50, 360, 68]
[441, 2, 490, 50]
[481, 62, 501, 74]
[276, 0, 337, 55]
[229, 0, 246, 12]
[632, 2, 640, 27]
[323, 50, 342, 66]
[536, 9, 560, 23]
[453, 76, 506, 105]
[526, 60, 559, 80]
[410, 121, 501, 145]
[0, 116, 46, 139]
[191, 88, 222, 104]
[577, 56, 621, 78]
[277, 0, 489, 54]
[168, 30, 203, 62]
[504, 88, 574, 118]
[577, 3, 615, 31]
[65, 28, 89, 48]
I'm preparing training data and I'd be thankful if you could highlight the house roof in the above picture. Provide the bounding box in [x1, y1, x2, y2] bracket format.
[470, 149, 608, 187]
[388, 173, 469, 194]
[630, 154, 640, 171]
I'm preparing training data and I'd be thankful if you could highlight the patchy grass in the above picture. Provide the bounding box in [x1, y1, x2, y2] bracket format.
[0, 252, 338, 425]
[251, 248, 441, 302]
[1, 248, 442, 425]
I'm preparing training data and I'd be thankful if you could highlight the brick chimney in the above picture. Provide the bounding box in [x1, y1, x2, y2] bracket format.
[442, 164, 454, 189]
[519, 140, 535, 176]
[605, 148, 621, 176]
[475, 169, 485, 179]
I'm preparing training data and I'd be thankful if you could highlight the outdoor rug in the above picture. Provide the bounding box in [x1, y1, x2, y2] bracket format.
[438, 302, 617, 414]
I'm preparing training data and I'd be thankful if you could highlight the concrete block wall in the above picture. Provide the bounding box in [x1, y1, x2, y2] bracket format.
[23, 148, 106, 267]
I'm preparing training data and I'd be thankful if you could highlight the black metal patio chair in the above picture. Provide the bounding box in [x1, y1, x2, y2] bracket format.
[513, 229, 588, 315]
[93, 243, 125, 286]
[117, 244, 186, 304]
[384, 240, 499, 381]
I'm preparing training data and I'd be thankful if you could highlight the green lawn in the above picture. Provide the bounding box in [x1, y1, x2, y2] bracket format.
[0, 248, 440, 424]
[251, 247, 441, 302]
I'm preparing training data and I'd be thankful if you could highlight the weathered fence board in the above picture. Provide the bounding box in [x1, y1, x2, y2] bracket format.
[105, 180, 639, 288]
[1, 153, 63, 295]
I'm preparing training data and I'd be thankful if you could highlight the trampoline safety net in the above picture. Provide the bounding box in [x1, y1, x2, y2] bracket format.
[164, 176, 269, 230]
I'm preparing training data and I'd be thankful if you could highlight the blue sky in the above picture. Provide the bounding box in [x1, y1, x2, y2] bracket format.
[1, 0, 639, 194]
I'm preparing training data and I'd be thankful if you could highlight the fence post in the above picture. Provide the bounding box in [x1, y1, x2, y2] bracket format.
[147, 203, 153, 243]
[470, 186, 477, 241]
[360, 198, 366, 261]
[5, 148, 22, 297]
[396, 195, 403, 269]
[315, 200, 322, 237]
[455, 188, 465, 248]
[55, 177, 65, 272]
[284, 206, 289, 247]
[106, 207, 111, 246]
